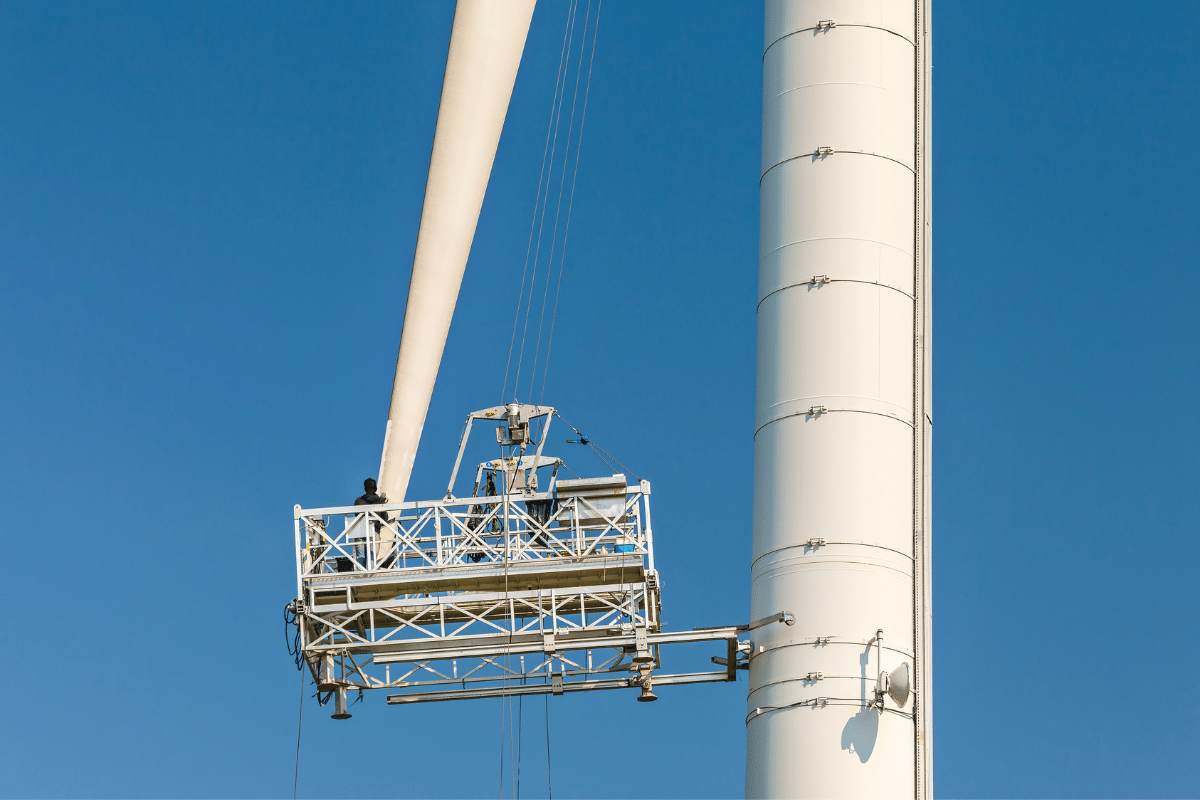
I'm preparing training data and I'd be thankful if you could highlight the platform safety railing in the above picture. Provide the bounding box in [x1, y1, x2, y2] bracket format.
[287, 478, 798, 709]
[294, 481, 654, 585]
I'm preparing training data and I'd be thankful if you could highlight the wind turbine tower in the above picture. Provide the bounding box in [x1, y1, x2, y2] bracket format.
[747, 1, 933, 797]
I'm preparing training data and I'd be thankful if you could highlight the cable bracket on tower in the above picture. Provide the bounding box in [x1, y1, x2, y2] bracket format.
[739, 611, 795, 632]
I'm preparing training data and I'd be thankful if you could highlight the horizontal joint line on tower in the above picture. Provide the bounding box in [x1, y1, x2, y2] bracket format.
[746, 700, 915, 723]
[752, 559, 914, 583]
[757, 277, 914, 311]
[762, 23, 917, 60]
[758, 236, 914, 265]
[746, 640, 914, 658]
[766, 80, 910, 104]
[761, 393, 911, 418]
[746, 675, 868, 694]
[750, 540, 914, 571]
[760, 149, 916, 185]
[754, 407, 914, 438]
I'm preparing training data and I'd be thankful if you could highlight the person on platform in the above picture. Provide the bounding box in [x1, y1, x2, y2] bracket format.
[356, 478, 387, 507]
[351, 478, 393, 568]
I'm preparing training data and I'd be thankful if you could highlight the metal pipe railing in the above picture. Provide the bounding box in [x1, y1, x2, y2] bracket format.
[295, 487, 653, 583]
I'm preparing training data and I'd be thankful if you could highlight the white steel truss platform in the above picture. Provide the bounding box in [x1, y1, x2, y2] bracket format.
[287, 404, 791, 715]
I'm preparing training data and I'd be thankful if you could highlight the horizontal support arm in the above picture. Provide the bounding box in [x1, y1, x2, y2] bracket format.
[386, 670, 731, 705]
[739, 610, 795, 633]
[371, 625, 744, 664]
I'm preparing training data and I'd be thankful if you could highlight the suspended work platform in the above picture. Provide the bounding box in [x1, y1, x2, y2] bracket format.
[287, 404, 791, 716]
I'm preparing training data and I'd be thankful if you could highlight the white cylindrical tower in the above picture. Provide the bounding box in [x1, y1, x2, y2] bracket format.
[748, 2, 932, 798]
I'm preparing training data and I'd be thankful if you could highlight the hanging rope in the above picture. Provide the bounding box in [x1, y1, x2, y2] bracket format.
[526, 0, 597, 400]
[510, 686, 517, 800]
[516, 695, 524, 799]
[536, 0, 603, 405]
[497, 0, 582, 756]
[513, 0, 580, 398]
[494, 9, 602, 797]
[498, 693, 506, 799]
[545, 694, 553, 800]
[293, 667, 303, 800]
[555, 411, 641, 483]
[509, 0, 582, 401]
[499, 443, 522, 799]
[502, 0, 580, 403]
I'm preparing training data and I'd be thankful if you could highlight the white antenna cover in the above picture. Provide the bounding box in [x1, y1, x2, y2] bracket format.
[888, 661, 911, 708]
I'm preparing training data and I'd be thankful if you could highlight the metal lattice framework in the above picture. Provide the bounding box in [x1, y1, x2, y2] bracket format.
[287, 404, 790, 714]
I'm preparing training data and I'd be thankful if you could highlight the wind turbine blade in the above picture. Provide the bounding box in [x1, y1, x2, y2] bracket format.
[379, 0, 537, 503]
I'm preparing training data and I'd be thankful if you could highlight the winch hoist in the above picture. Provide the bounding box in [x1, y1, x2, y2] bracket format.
[288, 403, 794, 719]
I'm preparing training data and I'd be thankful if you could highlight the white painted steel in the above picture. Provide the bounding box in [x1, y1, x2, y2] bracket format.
[292, 481, 663, 696]
[749, 2, 932, 798]
[288, 467, 778, 705]
[378, 0, 537, 503]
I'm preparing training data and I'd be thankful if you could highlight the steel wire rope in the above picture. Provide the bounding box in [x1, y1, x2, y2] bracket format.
[501, 0, 579, 404]
[498, 691, 506, 799]
[512, 0, 579, 399]
[526, 0, 596, 400]
[545, 694, 553, 800]
[293, 667, 303, 800]
[511, 1, 582, 401]
[500, 437, 519, 800]
[487, 437, 516, 796]
[590, 445, 622, 478]
[499, 2, 593, 767]
[537, 0, 602, 405]
[510, 686, 517, 800]
[564, 420, 628, 480]
[554, 411, 641, 483]
[517, 695, 524, 799]
[499, 3, 581, 777]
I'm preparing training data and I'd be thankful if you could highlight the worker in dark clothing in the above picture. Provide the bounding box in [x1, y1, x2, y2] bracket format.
[356, 478, 387, 507]
[350, 478, 393, 569]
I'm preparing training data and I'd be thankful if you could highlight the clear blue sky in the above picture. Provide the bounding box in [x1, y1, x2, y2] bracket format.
[1, 1, 1197, 798]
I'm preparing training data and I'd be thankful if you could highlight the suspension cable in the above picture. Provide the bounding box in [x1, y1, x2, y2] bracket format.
[497, 11, 601, 796]
[516, 695, 524, 799]
[527, 0, 596, 400]
[537, 0, 602, 405]
[554, 411, 641, 482]
[511, 1, 582, 400]
[510, 687, 517, 799]
[498, 693, 506, 798]
[293, 668, 303, 800]
[499, 8, 580, 790]
[502, 0, 579, 402]
[545, 694, 553, 800]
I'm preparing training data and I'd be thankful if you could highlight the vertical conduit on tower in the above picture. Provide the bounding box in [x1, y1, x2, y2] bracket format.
[748, 2, 932, 797]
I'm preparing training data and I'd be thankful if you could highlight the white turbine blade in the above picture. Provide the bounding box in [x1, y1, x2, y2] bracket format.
[379, 0, 537, 503]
